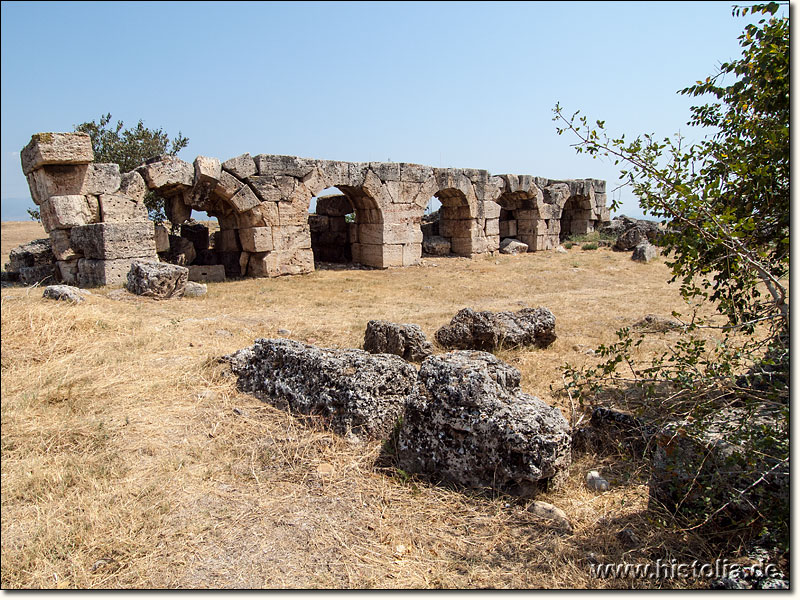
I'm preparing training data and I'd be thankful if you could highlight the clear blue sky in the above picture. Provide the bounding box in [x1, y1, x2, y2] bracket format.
[0, 1, 780, 220]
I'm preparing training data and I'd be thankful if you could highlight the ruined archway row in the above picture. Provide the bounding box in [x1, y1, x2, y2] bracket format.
[20, 132, 610, 286]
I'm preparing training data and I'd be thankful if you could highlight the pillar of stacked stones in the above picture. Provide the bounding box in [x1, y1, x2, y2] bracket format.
[20, 132, 611, 287]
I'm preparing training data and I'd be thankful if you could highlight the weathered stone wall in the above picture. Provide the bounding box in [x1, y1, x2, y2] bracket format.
[21, 132, 611, 285]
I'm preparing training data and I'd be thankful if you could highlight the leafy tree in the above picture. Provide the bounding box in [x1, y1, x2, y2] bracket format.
[554, 3, 788, 543]
[74, 113, 189, 222]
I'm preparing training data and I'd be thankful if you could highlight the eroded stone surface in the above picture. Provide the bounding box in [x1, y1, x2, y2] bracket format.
[396, 351, 571, 495]
[225, 338, 418, 440]
[42, 284, 86, 303]
[126, 259, 188, 299]
[363, 320, 433, 362]
[435, 307, 557, 351]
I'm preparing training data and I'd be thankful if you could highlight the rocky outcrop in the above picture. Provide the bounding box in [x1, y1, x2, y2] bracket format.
[396, 350, 571, 495]
[435, 307, 556, 351]
[363, 320, 433, 362]
[126, 259, 188, 299]
[225, 338, 419, 440]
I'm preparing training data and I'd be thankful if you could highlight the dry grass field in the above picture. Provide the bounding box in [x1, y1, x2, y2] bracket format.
[1, 221, 747, 589]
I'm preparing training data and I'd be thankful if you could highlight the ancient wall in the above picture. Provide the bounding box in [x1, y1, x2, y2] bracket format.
[21, 132, 611, 286]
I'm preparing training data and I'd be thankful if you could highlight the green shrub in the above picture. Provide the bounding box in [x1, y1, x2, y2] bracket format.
[581, 242, 598, 250]
[563, 241, 574, 249]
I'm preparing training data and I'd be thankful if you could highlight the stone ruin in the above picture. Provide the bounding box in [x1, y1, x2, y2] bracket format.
[19, 131, 611, 287]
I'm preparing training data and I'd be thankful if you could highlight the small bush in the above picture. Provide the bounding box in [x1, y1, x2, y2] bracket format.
[563, 242, 574, 249]
[581, 242, 598, 250]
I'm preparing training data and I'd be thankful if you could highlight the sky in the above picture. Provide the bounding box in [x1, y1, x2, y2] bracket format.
[0, 0, 783, 221]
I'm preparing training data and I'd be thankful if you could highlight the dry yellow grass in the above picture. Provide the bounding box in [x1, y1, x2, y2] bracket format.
[1, 221, 740, 589]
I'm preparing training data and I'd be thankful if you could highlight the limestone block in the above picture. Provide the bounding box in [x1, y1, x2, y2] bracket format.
[484, 218, 500, 236]
[179, 221, 209, 252]
[450, 237, 476, 256]
[165, 194, 191, 225]
[18, 264, 57, 286]
[400, 162, 434, 183]
[21, 132, 93, 175]
[439, 205, 473, 220]
[126, 259, 188, 298]
[213, 229, 241, 252]
[247, 176, 283, 203]
[499, 238, 528, 255]
[483, 201, 502, 220]
[71, 222, 157, 260]
[354, 243, 402, 268]
[26, 164, 89, 204]
[40, 195, 99, 231]
[422, 235, 450, 256]
[49, 229, 79, 261]
[164, 235, 196, 266]
[272, 225, 311, 251]
[402, 243, 422, 266]
[239, 226, 274, 252]
[83, 164, 121, 195]
[56, 259, 80, 285]
[235, 201, 279, 228]
[485, 235, 500, 251]
[438, 218, 475, 239]
[119, 171, 148, 203]
[248, 248, 314, 277]
[99, 194, 149, 223]
[139, 156, 194, 193]
[500, 219, 517, 238]
[77, 257, 136, 287]
[253, 154, 316, 179]
[315, 194, 353, 217]
[215, 170, 245, 201]
[370, 162, 401, 182]
[277, 200, 309, 226]
[154, 224, 170, 253]
[229, 183, 261, 213]
[188, 264, 226, 282]
[194, 156, 221, 187]
[222, 153, 257, 180]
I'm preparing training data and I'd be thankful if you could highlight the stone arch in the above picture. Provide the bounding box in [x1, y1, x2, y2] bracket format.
[558, 193, 594, 242]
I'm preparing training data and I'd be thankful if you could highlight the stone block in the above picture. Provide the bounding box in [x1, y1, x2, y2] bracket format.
[234, 201, 279, 228]
[188, 264, 226, 283]
[248, 248, 314, 277]
[126, 259, 188, 298]
[139, 156, 194, 193]
[56, 259, 80, 285]
[484, 218, 500, 236]
[370, 162, 401, 182]
[180, 221, 210, 251]
[165, 194, 191, 225]
[229, 183, 261, 213]
[315, 194, 352, 217]
[308, 214, 329, 233]
[500, 238, 528, 255]
[438, 218, 475, 239]
[247, 176, 283, 203]
[499, 219, 517, 238]
[83, 163, 121, 195]
[165, 235, 196, 266]
[215, 170, 245, 201]
[40, 195, 99, 231]
[71, 222, 157, 260]
[253, 154, 316, 179]
[99, 194, 149, 223]
[213, 229, 241, 252]
[49, 229, 79, 261]
[272, 225, 311, 251]
[19, 264, 57, 286]
[154, 224, 170, 253]
[119, 171, 148, 203]
[400, 162, 434, 183]
[194, 156, 221, 187]
[239, 226, 274, 252]
[423, 235, 450, 256]
[77, 257, 136, 287]
[26, 164, 89, 204]
[402, 243, 422, 266]
[21, 132, 93, 175]
[238, 251, 251, 277]
[222, 153, 257, 180]
[483, 201, 502, 220]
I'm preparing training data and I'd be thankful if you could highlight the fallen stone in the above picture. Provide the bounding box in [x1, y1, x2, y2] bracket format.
[422, 235, 451, 256]
[499, 238, 528, 255]
[183, 281, 207, 297]
[363, 320, 433, 362]
[556, 245, 568, 253]
[224, 338, 419, 440]
[126, 259, 188, 299]
[527, 501, 572, 531]
[631, 241, 659, 262]
[42, 284, 86, 303]
[615, 221, 661, 250]
[21, 132, 93, 175]
[435, 307, 557, 351]
[19, 264, 57, 286]
[6, 238, 54, 272]
[165, 235, 196, 266]
[586, 470, 610, 492]
[396, 350, 571, 495]
[180, 220, 210, 252]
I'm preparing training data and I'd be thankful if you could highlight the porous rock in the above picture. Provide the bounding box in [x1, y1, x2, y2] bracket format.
[224, 338, 418, 440]
[422, 235, 451, 256]
[6, 238, 54, 271]
[631, 241, 659, 262]
[499, 238, 528, 255]
[126, 259, 188, 299]
[363, 320, 433, 362]
[42, 284, 86, 303]
[435, 307, 556, 351]
[614, 220, 661, 250]
[183, 281, 207, 297]
[396, 350, 571, 495]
